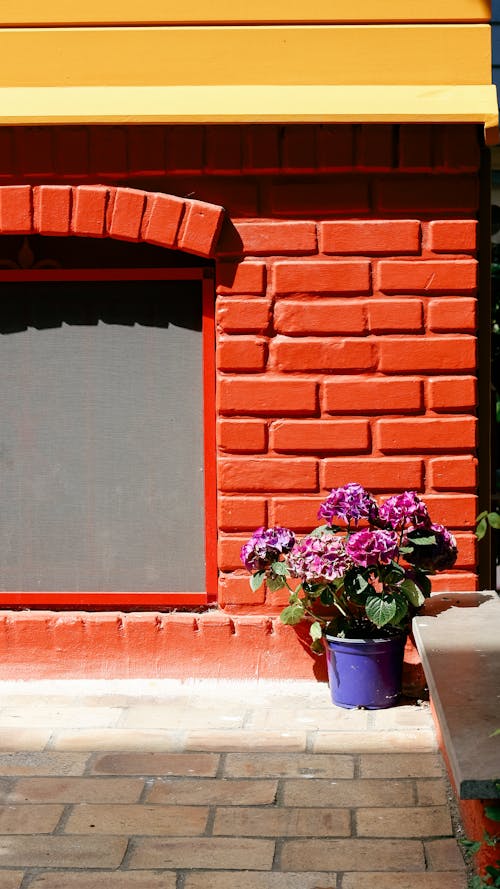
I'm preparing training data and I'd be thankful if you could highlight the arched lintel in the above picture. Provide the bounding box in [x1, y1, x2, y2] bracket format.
[0, 184, 225, 259]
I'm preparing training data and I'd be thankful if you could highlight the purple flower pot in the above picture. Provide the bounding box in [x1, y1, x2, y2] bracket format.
[325, 633, 406, 709]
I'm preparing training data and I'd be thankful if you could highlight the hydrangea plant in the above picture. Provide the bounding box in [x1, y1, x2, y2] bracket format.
[241, 484, 458, 652]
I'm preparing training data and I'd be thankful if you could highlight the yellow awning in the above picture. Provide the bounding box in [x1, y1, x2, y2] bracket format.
[0, 84, 497, 144]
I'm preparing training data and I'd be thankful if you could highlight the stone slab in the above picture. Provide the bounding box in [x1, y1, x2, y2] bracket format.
[413, 591, 500, 798]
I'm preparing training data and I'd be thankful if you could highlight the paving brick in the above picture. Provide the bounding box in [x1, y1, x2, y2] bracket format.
[0, 872, 23, 889]
[356, 805, 452, 837]
[0, 706, 122, 729]
[90, 752, 219, 776]
[0, 752, 88, 776]
[29, 874, 177, 889]
[416, 779, 449, 806]
[213, 806, 351, 837]
[128, 836, 275, 870]
[50, 729, 181, 752]
[64, 804, 208, 835]
[8, 777, 144, 804]
[342, 874, 466, 888]
[119, 704, 244, 731]
[0, 835, 127, 868]
[145, 778, 278, 806]
[183, 731, 307, 752]
[0, 729, 51, 751]
[283, 779, 413, 808]
[184, 874, 338, 889]
[281, 838, 425, 871]
[312, 731, 438, 754]
[358, 754, 442, 779]
[0, 804, 63, 833]
[424, 838, 467, 870]
[223, 753, 354, 779]
[245, 708, 369, 732]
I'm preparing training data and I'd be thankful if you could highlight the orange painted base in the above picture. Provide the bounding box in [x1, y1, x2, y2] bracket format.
[0, 611, 426, 685]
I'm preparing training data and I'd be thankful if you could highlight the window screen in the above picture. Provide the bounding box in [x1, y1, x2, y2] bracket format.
[0, 279, 205, 593]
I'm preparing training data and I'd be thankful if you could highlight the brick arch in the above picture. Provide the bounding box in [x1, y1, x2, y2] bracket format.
[0, 185, 225, 258]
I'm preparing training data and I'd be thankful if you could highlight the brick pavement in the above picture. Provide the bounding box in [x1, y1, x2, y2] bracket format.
[0, 680, 467, 887]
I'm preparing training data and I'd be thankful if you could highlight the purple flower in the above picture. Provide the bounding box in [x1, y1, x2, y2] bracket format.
[378, 491, 430, 530]
[240, 526, 295, 572]
[318, 483, 378, 526]
[287, 532, 352, 584]
[345, 529, 399, 567]
[405, 523, 458, 572]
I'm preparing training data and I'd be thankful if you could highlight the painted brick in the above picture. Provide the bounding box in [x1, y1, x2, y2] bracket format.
[233, 221, 317, 256]
[376, 260, 477, 294]
[274, 300, 367, 336]
[356, 125, 394, 169]
[398, 125, 433, 171]
[454, 533, 478, 568]
[219, 458, 318, 492]
[243, 126, 281, 172]
[321, 458, 424, 492]
[127, 125, 166, 175]
[430, 572, 478, 592]
[375, 417, 477, 453]
[89, 127, 127, 177]
[378, 336, 476, 373]
[180, 179, 258, 218]
[218, 573, 265, 607]
[0, 185, 32, 234]
[270, 181, 370, 216]
[218, 377, 317, 416]
[54, 128, 89, 177]
[216, 262, 266, 295]
[435, 125, 481, 172]
[426, 376, 477, 411]
[15, 128, 53, 177]
[273, 261, 370, 295]
[165, 126, 204, 172]
[368, 299, 423, 334]
[71, 185, 108, 237]
[218, 497, 267, 531]
[427, 456, 478, 491]
[108, 188, 146, 241]
[320, 220, 420, 255]
[281, 125, 317, 171]
[427, 298, 477, 332]
[375, 177, 479, 213]
[270, 420, 370, 453]
[218, 536, 253, 572]
[317, 125, 355, 170]
[269, 497, 325, 531]
[217, 420, 267, 453]
[427, 220, 478, 253]
[34, 186, 71, 236]
[322, 377, 423, 414]
[271, 338, 377, 373]
[178, 199, 224, 257]
[217, 337, 267, 373]
[142, 193, 185, 249]
[217, 298, 271, 334]
[205, 126, 242, 172]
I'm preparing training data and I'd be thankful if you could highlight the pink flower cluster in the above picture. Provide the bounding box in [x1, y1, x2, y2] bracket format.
[287, 532, 352, 584]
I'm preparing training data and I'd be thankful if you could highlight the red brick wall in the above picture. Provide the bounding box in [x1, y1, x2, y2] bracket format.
[0, 122, 483, 677]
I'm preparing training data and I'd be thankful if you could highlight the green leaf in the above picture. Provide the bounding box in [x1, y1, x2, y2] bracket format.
[310, 621, 323, 642]
[476, 510, 489, 522]
[411, 535, 437, 546]
[488, 512, 500, 529]
[491, 729, 500, 737]
[399, 579, 425, 608]
[267, 574, 286, 592]
[391, 594, 409, 626]
[476, 517, 488, 540]
[344, 569, 369, 600]
[280, 603, 305, 626]
[250, 571, 266, 592]
[271, 561, 289, 576]
[485, 805, 500, 822]
[413, 570, 432, 598]
[365, 594, 397, 628]
[459, 838, 482, 854]
[320, 588, 335, 606]
[310, 639, 324, 654]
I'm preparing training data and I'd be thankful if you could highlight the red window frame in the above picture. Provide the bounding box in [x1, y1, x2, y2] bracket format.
[0, 267, 217, 607]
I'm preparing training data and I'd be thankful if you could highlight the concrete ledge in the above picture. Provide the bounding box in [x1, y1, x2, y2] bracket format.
[413, 591, 500, 799]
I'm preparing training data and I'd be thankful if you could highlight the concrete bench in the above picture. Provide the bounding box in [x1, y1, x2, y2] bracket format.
[413, 590, 500, 801]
